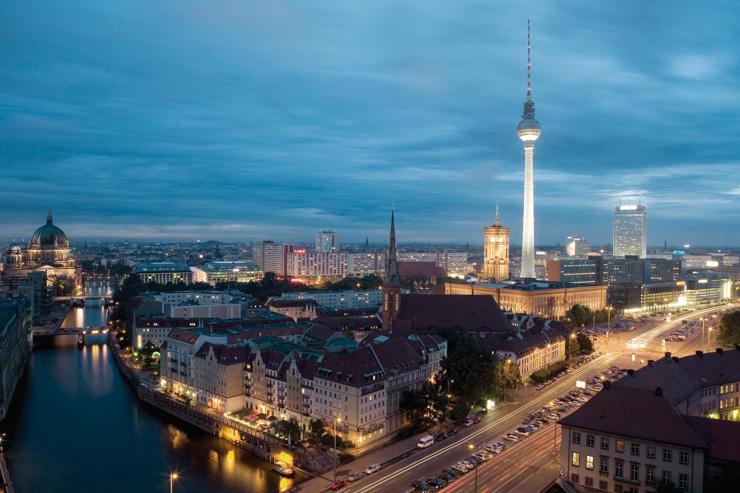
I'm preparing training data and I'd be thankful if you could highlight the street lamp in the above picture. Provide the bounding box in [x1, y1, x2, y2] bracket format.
[169, 472, 179, 493]
[468, 443, 478, 493]
[333, 418, 341, 482]
[700, 317, 706, 347]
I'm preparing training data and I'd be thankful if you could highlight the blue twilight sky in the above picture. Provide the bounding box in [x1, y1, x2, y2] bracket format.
[1, 1, 739, 246]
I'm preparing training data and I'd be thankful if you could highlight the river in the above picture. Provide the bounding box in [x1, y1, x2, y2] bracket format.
[1, 282, 291, 493]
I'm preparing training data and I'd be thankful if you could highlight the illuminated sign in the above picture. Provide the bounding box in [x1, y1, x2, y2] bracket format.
[575, 380, 586, 389]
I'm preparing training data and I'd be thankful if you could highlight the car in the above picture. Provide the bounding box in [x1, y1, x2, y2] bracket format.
[443, 469, 460, 480]
[467, 455, 484, 465]
[439, 471, 455, 482]
[365, 464, 381, 475]
[463, 419, 474, 427]
[448, 427, 459, 436]
[427, 478, 446, 489]
[547, 413, 559, 420]
[330, 480, 347, 490]
[412, 481, 430, 492]
[516, 427, 530, 436]
[347, 472, 363, 482]
[473, 415, 482, 423]
[475, 451, 491, 461]
[451, 463, 468, 474]
[435, 433, 447, 442]
[462, 459, 477, 469]
[504, 434, 519, 443]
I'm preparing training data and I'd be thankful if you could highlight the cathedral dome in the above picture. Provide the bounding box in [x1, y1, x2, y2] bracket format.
[30, 211, 69, 248]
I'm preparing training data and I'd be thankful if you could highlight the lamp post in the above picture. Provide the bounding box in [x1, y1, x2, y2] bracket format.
[700, 317, 706, 347]
[333, 417, 341, 482]
[169, 473, 178, 493]
[606, 306, 612, 349]
[468, 444, 478, 493]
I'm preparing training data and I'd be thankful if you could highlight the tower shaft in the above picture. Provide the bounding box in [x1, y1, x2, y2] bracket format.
[520, 143, 536, 278]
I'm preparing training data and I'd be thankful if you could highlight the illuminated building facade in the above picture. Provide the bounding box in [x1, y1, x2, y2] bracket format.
[445, 280, 606, 318]
[566, 236, 591, 257]
[482, 207, 510, 281]
[2, 211, 80, 289]
[613, 204, 647, 258]
[315, 230, 340, 253]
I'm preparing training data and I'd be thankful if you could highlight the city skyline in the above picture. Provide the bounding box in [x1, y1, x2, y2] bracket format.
[2, 2, 739, 245]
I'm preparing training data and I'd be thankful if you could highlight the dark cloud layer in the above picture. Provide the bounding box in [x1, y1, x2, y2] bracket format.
[1, 1, 738, 245]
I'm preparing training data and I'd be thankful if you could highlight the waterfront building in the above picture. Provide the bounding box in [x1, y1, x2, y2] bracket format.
[566, 236, 591, 257]
[315, 231, 340, 253]
[482, 206, 510, 281]
[268, 289, 383, 311]
[134, 262, 195, 285]
[193, 343, 250, 413]
[0, 297, 31, 421]
[560, 349, 740, 492]
[195, 260, 263, 285]
[2, 211, 80, 289]
[445, 280, 607, 319]
[516, 21, 541, 279]
[613, 204, 647, 258]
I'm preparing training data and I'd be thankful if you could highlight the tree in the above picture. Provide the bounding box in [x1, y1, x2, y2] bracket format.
[576, 333, 594, 354]
[308, 419, 325, 444]
[275, 419, 301, 445]
[717, 311, 740, 347]
[564, 304, 592, 328]
[565, 334, 581, 358]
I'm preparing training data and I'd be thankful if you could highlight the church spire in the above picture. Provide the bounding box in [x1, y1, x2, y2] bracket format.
[385, 209, 400, 286]
[47, 209, 53, 225]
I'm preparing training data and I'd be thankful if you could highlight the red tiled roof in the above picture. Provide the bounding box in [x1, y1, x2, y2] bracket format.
[317, 346, 384, 387]
[393, 294, 511, 333]
[559, 386, 707, 449]
[683, 416, 740, 463]
[195, 342, 250, 364]
[167, 328, 201, 344]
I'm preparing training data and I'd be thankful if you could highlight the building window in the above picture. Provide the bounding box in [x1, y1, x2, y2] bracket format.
[570, 473, 579, 484]
[599, 480, 608, 491]
[616, 440, 625, 453]
[615, 459, 624, 479]
[630, 463, 639, 482]
[679, 450, 689, 465]
[662, 470, 672, 484]
[646, 465, 656, 482]
[663, 448, 672, 462]
[630, 442, 640, 456]
[646, 446, 656, 459]
[601, 437, 609, 450]
[585, 477, 593, 487]
[573, 431, 581, 444]
[678, 473, 688, 490]
[599, 456, 609, 474]
[586, 455, 594, 470]
[586, 434, 595, 447]
[572, 452, 581, 467]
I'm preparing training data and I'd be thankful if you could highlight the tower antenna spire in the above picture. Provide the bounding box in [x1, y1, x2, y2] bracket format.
[526, 19, 532, 100]
[495, 203, 500, 226]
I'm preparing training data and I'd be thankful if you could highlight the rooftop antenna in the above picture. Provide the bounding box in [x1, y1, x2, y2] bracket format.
[494, 203, 500, 226]
[526, 19, 532, 100]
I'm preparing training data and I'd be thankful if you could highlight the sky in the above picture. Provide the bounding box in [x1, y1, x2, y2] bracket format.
[1, 1, 739, 246]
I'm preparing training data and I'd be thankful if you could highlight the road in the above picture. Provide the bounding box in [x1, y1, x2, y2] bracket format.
[344, 352, 618, 493]
[302, 303, 736, 493]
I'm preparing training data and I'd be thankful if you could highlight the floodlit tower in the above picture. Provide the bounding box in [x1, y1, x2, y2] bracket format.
[483, 205, 510, 281]
[516, 20, 541, 279]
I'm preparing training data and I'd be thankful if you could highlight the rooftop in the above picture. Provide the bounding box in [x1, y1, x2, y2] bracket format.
[134, 262, 192, 273]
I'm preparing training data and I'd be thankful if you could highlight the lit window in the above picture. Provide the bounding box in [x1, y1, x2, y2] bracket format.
[616, 440, 625, 453]
[586, 455, 594, 470]
[571, 452, 581, 467]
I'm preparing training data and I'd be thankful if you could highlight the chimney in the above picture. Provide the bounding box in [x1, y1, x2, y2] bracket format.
[664, 352, 672, 359]
[647, 360, 654, 367]
[716, 348, 724, 356]
[655, 386, 663, 397]
[627, 369, 635, 377]
[673, 357, 680, 363]
[696, 350, 703, 359]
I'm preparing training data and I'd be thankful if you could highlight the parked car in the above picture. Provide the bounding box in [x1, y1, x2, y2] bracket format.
[330, 480, 346, 490]
[516, 427, 530, 436]
[346, 472, 363, 482]
[440, 470, 457, 481]
[411, 481, 430, 492]
[463, 419, 474, 427]
[427, 478, 446, 489]
[443, 469, 460, 480]
[364, 464, 381, 475]
[451, 463, 468, 474]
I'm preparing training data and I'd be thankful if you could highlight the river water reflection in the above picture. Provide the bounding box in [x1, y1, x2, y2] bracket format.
[1, 282, 290, 492]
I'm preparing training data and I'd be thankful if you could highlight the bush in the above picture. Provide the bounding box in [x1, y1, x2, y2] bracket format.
[450, 403, 471, 422]
[530, 361, 568, 385]
[717, 311, 740, 347]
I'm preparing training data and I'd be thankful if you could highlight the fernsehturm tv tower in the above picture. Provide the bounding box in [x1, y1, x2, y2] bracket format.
[516, 20, 540, 279]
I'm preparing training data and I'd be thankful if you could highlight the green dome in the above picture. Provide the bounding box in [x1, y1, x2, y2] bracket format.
[30, 211, 69, 248]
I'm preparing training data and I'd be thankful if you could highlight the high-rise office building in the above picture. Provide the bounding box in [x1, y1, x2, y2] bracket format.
[482, 206, 510, 281]
[253, 241, 294, 276]
[565, 236, 591, 257]
[613, 204, 647, 258]
[516, 21, 541, 279]
[315, 231, 340, 253]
